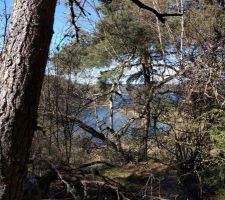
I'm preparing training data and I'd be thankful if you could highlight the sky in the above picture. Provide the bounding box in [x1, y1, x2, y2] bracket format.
[0, 0, 99, 50]
[51, 0, 100, 51]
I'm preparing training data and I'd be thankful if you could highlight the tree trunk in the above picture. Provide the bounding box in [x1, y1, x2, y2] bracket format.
[141, 49, 151, 161]
[0, 0, 57, 199]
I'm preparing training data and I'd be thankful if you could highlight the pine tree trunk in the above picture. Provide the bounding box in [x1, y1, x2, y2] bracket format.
[0, 0, 57, 199]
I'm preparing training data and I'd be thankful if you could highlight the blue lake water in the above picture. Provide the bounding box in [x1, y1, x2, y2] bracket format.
[80, 106, 129, 131]
[77, 92, 175, 138]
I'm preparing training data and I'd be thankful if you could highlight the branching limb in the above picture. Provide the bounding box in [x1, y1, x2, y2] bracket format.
[131, 0, 183, 23]
[68, 0, 80, 42]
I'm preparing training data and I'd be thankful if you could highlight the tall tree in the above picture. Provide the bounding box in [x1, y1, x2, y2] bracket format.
[0, 0, 57, 199]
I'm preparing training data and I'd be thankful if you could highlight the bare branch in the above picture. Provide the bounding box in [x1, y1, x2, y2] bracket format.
[68, 0, 80, 42]
[131, 0, 183, 23]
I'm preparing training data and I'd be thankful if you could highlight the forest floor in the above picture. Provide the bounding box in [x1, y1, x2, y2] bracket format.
[40, 160, 225, 200]
[101, 161, 186, 200]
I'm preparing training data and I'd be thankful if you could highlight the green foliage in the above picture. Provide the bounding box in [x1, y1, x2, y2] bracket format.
[208, 108, 225, 151]
[201, 109, 225, 192]
[185, 4, 225, 44]
[82, 39, 114, 67]
[96, 69, 116, 90]
[204, 161, 225, 191]
[96, 1, 157, 53]
[215, 189, 225, 200]
[52, 41, 89, 74]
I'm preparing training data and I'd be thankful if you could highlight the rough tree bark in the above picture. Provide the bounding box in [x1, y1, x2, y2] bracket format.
[0, 0, 57, 199]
